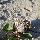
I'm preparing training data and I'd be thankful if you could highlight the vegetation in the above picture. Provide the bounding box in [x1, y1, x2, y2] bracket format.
[1, 23, 32, 40]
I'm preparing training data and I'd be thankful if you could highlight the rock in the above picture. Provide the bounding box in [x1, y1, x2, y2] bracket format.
[0, 4, 2, 8]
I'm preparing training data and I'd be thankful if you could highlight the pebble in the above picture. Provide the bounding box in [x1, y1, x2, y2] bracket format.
[0, 4, 2, 7]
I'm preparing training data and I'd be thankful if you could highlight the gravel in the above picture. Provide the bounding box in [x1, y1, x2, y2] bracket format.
[0, 0, 40, 38]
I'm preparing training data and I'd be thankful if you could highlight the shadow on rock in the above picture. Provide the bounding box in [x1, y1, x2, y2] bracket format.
[29, 19, 40, 38]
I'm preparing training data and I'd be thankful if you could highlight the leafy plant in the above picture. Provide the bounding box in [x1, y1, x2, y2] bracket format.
[2, 23, 32, 40]
[2, 23, 13, 33]
[23, 33, 32, 38]
[7, 23, 13, 30]
[8, 37, 13, 40]
[8, 37, 18, 40]
[22, 33, 32, 40]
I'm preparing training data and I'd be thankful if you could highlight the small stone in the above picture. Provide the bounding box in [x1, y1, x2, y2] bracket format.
[20, 39, 22, 40]
[38, 37, 40, 40]
[16, 35, 17, 36]
[18, 35, 20, 37]
[0, 16, 7, 21]
[34, 38, 38, 40]
[0, 4, 2, 7]
[15, 31, 17, 33]
[29, 0, 32, 2]
[34, 27, 35, 28]
[26, 13, 28, 16]
[32, 38, 34, 40]
[17, 13, 21, 16]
